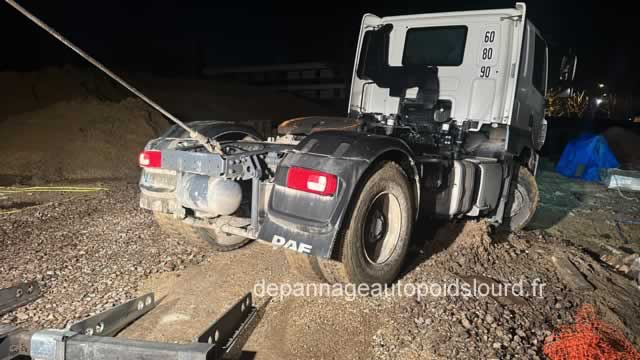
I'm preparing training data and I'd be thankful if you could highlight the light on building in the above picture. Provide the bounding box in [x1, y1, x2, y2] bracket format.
[595, 98, 603, 106]
[598, 83, 605, 88]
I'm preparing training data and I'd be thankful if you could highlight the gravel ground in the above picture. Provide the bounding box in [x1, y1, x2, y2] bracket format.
[0, 182, 210, 328]
[370, 221, 640, 359]
[1, 175, 639, 359]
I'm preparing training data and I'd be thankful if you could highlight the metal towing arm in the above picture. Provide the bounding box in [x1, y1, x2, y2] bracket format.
[0, 284, 259, 360]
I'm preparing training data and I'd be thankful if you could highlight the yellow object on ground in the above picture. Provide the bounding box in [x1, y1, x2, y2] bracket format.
[0, 186, 108, 215]
[0, 186, 108, 193]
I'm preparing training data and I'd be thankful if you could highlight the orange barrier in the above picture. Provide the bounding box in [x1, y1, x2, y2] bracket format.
[544, 304, 640, 360]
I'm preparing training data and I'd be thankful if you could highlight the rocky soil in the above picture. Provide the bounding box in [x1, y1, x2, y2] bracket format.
[1, 171, 639, 359]
[0, 182, 210, 328]
[371, 222, 640, 359]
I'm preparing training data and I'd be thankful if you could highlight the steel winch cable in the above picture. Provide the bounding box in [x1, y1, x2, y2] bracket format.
[4, 0, 221, 154]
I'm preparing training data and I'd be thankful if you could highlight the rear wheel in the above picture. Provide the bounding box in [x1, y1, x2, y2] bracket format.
[503, 166, 539, 231]
[286, 161, 414, 285]
[154, 213, 250, 251]
[339, 162, 413, 284]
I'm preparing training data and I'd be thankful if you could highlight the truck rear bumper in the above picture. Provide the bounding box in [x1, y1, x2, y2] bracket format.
[138, 142, 372, 260]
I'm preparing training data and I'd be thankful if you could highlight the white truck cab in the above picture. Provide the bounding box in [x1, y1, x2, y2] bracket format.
[349, 2, 548, 164]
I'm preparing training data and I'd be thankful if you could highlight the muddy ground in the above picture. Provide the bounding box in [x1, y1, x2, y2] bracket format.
[1, 167, 640, 359]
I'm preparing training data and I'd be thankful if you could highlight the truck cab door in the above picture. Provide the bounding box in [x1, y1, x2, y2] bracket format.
[348, 13, 382, 115]
[510, 21, 548, 152]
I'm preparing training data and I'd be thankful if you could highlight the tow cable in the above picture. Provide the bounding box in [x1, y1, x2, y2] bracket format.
[4, 0, 221, 154]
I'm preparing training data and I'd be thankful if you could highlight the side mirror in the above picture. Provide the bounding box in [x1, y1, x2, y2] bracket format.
[559, 52, 578, 82]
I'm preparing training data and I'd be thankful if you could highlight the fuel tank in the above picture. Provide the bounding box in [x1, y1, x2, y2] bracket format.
[421, 158, 503, 218]
[176, 173, 242, 217]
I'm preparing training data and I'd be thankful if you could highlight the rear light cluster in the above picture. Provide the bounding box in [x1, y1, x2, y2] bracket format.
[139, 150, 162, 168]
[286, 167, 337, 196]
[139, 153, 336, 196]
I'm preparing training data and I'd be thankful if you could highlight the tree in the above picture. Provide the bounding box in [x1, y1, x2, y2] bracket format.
[545, 88, 588, 118]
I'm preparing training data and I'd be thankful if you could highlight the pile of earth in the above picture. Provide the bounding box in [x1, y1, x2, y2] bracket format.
[0, 66, 331, 182]
[0, 98, 168, 182]
[0, 66, 330, 127]
[0, 66, 128, 120]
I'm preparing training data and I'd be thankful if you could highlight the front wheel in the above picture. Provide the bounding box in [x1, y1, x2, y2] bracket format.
[502, 166, 539, 232]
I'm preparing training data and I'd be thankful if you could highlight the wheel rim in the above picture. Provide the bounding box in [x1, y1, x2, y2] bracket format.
[362, 192, 402, 264]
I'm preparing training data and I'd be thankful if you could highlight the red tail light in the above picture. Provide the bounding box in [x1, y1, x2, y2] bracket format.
[139, 150, 162, 168]
[286, 167, 337, 196]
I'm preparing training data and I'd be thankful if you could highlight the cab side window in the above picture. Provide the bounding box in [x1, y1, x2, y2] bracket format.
[532, 34, 547, 95]
[402, 26, 468, 66]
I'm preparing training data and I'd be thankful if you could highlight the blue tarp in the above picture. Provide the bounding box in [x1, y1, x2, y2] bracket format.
[556, 134, 619, 181]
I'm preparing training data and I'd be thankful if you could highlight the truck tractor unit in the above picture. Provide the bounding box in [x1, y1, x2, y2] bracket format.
[136, 3, 563, 285]
[6, 0, 569, 285]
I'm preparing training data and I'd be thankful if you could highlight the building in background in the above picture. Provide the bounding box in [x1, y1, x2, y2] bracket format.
[203, 62, 347, 112]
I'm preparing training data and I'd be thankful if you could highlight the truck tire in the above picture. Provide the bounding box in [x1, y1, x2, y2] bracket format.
[154, 213, 250, 252]
[503, 167, 539, 231]
[339, 161, 414, 284]
[285, 162, 414, 285]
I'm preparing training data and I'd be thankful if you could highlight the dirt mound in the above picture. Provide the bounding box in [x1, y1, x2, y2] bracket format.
[0, 67, 127, 121]
[603, 126, 640, 169]
[0, 67, 333, 181]
[417, 220, 493, 270]
[0, 98, 168, 181]
[439, 220, 493, 253]
[1, 67, 331, 130]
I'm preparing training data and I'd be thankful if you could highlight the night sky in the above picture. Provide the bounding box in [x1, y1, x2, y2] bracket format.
[1, 0, 638, 92]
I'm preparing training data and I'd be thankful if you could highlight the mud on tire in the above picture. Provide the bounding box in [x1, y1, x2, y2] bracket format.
[503, 166, 539, 232]
[154, 212, 250, 252]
